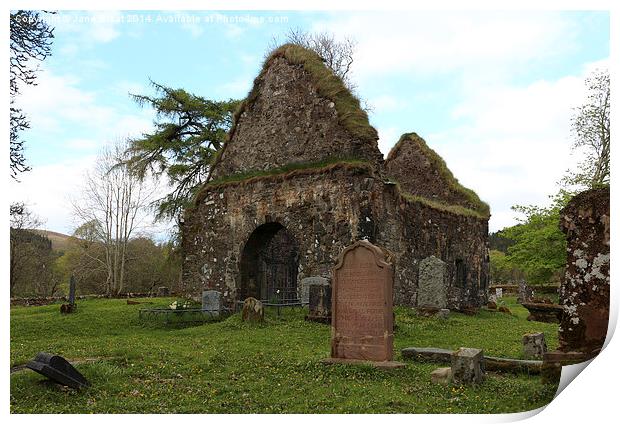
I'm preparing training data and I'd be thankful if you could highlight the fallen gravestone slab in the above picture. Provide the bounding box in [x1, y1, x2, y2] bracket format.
[26, 352, 89, 389]
[401, 347, 543, 375]
[401, 347, 453, 363]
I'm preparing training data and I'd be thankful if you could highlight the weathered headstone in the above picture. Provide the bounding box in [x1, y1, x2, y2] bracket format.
[242, 297, 264, 323]
[26, 352, 89, 389]
[300, 276, 329, 305]
[202, 290, 222, 317]
[60, 275, 77, 314]
[517, 281, 534, 304]
[157, 286, 170, 297]
[451, 347, 484, 385]
[329, 240, 400, 365]
[495, 288, 503, 298]
[306, 283, 331, 323]
[417, 255, 447, 309]
[523, 332, 547, 359]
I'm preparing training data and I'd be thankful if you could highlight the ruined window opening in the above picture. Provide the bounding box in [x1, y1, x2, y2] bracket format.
[455, 259, 467, 288]
[238, 223, 300, 302]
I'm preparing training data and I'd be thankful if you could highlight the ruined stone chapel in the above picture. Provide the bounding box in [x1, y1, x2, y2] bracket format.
[181, 44, 490, 311]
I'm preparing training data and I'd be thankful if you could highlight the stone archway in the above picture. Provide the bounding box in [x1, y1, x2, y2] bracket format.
[238, 223, 300, 302]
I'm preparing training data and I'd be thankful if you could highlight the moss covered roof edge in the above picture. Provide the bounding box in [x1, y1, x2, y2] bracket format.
[386, 132, 490, 218]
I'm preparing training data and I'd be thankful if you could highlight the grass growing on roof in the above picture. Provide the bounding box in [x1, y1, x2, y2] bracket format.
[195, 158, 373, 203]
[11, 296, 558, 413]
[387, 133, 490, 218]
[209, 43, 378, 181]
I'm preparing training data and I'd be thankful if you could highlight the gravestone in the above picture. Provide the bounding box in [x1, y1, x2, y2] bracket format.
[300, 276, 329, 304]
[242, 297, 264, 322]
[417, 256, 447, 309]
[495, 288, 503, 298]
[60, 275, 77, 314]
[26, 352, 89, 389]
[517, 281, 534, 304]
[523, 332, 547, 359]
[451, 347, 484, 385]
[202, 290, 222, 317]
[328, 240, 400, 365]
[157, 286, 170, 297]
[306, 283, 331, 323]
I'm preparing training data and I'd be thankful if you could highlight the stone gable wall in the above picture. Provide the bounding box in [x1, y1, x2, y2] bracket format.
[212, 57, 383, 179]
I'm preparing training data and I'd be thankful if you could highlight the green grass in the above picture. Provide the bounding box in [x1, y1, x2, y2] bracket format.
[10, 296, 559, 413]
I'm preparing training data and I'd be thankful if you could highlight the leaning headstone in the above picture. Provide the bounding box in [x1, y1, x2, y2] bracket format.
[327, 240, 402, 366]
[202, 290, 222, 317]
[306, 283, 331, 323]
[26, 352, 89, 389]
[417, 256, 447, 309]
[495, 288, 503, 298]
[451, 347, 484, 385]
[523, 332, 547, 359]
[242, 297, 264, 323]
[557, 187, 610, 358]
[157, 286, 170, 297]
[300, 276, 329, 304]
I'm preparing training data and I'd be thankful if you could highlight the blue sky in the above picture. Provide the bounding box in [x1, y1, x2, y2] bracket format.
[9, 10, 610, 236]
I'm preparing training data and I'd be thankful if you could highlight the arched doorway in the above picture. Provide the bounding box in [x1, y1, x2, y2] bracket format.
[238, 223, 300, 302]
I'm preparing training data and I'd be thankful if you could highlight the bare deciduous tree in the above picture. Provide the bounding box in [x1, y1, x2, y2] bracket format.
[270, 28, 358, 90]
[562, 68, 610, 190]
[73, 141, 153, 296]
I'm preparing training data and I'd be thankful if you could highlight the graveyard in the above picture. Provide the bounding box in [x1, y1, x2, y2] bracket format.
[11, 295, 559, 413]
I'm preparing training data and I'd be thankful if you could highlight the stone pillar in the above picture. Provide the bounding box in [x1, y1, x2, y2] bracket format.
[558, 187, 610, 357]
[451, 347, 484, 385]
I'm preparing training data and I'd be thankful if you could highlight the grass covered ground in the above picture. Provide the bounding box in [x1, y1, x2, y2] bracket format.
[10, 296, 559, 413]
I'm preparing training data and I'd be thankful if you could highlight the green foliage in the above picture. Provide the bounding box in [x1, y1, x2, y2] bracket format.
[489, 250, 524, 284]
[501, 195, 569, 285]
[11, 297, 558, 413]
[388, 133, 490, 218]
[123, 80, 240, 220]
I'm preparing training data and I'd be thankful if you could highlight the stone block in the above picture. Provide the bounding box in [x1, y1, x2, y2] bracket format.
[300, 276, 329, 304]
[431, 367, 452, 385]
[451, 347, 484, 385]
[522, 332, 547, 359]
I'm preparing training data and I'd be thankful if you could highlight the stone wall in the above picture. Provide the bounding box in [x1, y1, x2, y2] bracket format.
[212, 56, 383, 179]
[182, 165, 489, 310]
[558, 187, 610, 354]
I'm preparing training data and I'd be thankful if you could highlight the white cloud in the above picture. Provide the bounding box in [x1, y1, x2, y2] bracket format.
[426, 61, 603, 232]
[312, 12, 577, 83]
[9, 156, 97, 235]
[377, 127, 400, 156]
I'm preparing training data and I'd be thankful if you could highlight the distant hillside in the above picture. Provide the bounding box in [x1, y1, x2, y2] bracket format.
[32, 230, 72, 252]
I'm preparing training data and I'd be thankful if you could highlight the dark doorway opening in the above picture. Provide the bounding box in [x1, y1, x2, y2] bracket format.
[238, 223, 300, 302]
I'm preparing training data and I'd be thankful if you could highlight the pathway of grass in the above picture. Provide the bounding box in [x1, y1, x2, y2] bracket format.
[10, 296, 559, 413]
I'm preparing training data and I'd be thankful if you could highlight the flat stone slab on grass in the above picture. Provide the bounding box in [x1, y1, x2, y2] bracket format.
[402, 346, 543, 375]
[431, 367, 452, 385]
[401, 347, 453, 363]
[321, 357, 406, 369]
